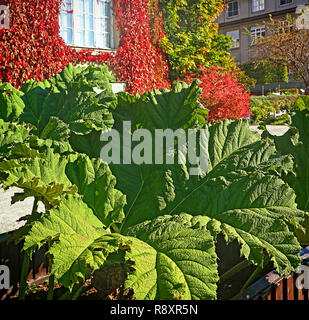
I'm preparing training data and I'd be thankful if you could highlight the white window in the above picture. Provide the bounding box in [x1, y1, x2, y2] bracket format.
[226, 30, 240, 48]
[59, 0, 114, 49]
[279, 0, 292, 6]
[227, 1, 239, 17]
[252, 0, 265, 12]
[250, 25, 265, 45]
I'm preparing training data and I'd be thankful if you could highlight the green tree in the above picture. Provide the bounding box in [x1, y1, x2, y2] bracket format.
[241, 61, 289, 93]
[250, 13, 309, 94]
[159, 0, 234, 80]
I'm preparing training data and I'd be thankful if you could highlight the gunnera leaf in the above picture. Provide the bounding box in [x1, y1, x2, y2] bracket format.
[124, 214, 218, 300]
[262, 110, 309, 244]
[22, 195, 130, 291]
[0, 83, 25, 122]
[104, 81, 303, 277]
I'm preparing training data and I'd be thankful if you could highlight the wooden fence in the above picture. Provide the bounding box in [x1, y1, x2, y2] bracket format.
[233, 246, 309, 300]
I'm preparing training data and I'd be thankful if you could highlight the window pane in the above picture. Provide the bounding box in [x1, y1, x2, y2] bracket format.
[228, 1, 238, 17]
[105, 2, 111, 16]
[104, 33, 110, 48]
[59, 2, 73, 46]
[76, 0, 84, 13]
[62, 29, 73, 45]
[86, 15, 94, 30]
[76, 31, 85, 46]
[75, 15, 85, 30]
[85, 0, 93, 14]
[280, 0, 292, 5]
[96, 34, 104, 48]
[86, 31, 94, 47]
[65, 0, 113, 49]
[105, 18, 110, 33]
[226, 30, 239, 48]
[250, 26, 265, 45]
[252, 0, 265, 12]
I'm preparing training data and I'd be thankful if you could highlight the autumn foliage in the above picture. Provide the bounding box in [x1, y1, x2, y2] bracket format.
[0, 0, 170, 94]
[0, 0, 251, 123]
[112, 0, 170, 94]
[187, 67, 251, 123]
[0, 0, 73, 87]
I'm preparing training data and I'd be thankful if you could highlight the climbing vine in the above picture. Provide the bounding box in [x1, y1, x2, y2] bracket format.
[112, 0, 170, 94]
[0, 0, 170, 94]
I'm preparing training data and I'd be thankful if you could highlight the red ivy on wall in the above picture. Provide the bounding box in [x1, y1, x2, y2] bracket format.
[112, 0, 170, 94]
[0, 0, 170, 94]
[0, 0, 73, 87]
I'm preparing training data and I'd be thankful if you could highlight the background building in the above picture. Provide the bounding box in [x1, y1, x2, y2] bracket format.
[218, 0, 309, 94]
[218, 0, 309, 64]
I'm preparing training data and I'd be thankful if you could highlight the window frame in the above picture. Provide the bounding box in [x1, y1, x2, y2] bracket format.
[279, 0, 293, 6]
[227, 1, 239, 18]
[59, 0, 114, 50]
[226, 30, 240, 49]
[252, 0, 265, 13]
[249, 25, 265, 46]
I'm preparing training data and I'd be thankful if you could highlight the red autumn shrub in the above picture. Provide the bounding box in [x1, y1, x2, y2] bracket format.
[187, 67, 251, 123]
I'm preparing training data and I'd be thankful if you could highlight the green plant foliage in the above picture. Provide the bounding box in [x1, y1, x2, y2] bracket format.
[0, 83, 25, 122]
[262, 109, 309, 244]
[124, 214, 218, 300]
[241, 61, 289, 86]
[159, 0, 233, 79]
[19, 63, 116, 146]
[249, 95, 299, 124]
[101, 81, 304, 283]
[21, 195, 130, 291]
[291, 95, 309, 112]
[0, 64, 306, 300]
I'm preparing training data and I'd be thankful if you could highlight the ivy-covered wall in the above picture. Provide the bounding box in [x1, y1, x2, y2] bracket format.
[0, 0, 233, 94]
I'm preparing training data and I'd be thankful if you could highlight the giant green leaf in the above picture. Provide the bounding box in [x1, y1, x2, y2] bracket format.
[19, 64, 116, 141]
[104, 82, 303, 276]
[262, 110, 309, 244]
[0, 149, 76, 206]
[0, 83, 25, 122]
[19, 85, 49, 134]
[22, 195, 130, 290]
[262, 110, 309, 211]
[0, 120, 30, 155]
[65, 155, 126, 227]
[124, 214, 218, 300]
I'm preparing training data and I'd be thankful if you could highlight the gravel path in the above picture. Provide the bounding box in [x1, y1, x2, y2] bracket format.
[0, 188, 44, 235]
[250, 125, 289, 136]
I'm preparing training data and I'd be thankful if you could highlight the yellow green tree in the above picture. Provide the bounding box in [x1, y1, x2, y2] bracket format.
[159, 0, 235, 80]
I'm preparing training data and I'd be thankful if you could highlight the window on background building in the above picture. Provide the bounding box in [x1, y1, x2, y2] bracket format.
[250, 25, 265, 45]
[279, 0, 293, 6]
[252, 0, 265, 12]
[227, 1, 239, 17]
[226, 30, 240, 48]
[59, 0, 114, 49]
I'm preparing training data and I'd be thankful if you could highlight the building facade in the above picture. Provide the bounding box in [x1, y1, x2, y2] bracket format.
[218, 0, 309, 65]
